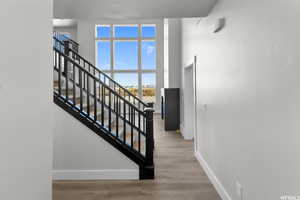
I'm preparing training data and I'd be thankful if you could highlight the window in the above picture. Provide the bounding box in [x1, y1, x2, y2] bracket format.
[114, 73, 139, 96]
[142, 73, 156, 102]
[141, 41, 156, 70]
[114, 25, 138, 38]
[141, 25, 156, 38]
[95, 24, 157, 103]
[96, 41, 111, 70]
[114, 41, 138, 70]
[96, 25, 110, 38]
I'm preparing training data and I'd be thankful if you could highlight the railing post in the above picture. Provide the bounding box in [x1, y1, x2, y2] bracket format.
[146, 102, 155, 149]
[63, 40, 70, 76]
[147, 102, 154, 108]
[141, 107, 155, 179]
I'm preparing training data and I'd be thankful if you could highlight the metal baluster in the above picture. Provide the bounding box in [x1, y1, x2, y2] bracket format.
[58, 52, 61, 96]
[133, 108, 136, 126]
[109, 90, 112, 132]
[79, 69, 83, 111]
[131, 107, 134, 148]
[54, 49, 57, 69]
[94, 79, 97, 121]
[123, 102, 126, 143]
[98, 82, 101, 117]
[72, 64, 76, 105]
[65, 62, 69, 101]
[83, 62, 86, 90]
[143, 115, 146, 133]
[138, 113, 141, 153]
[114, 84, 116, 112]
[101, 85, 105, 126]
[86, 74, 90, 116]
[116, 96, 119, 138]
[64, 47, 69, 101]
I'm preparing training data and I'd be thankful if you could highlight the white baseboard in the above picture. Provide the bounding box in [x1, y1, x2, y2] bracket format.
[194, 151, 232, 200]
[53, 169, 139, 180]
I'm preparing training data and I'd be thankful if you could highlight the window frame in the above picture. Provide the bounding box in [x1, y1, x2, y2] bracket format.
[95, 24, 157, 101]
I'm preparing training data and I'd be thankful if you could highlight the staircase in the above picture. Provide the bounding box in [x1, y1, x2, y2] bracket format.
[52, 33, 154, 179]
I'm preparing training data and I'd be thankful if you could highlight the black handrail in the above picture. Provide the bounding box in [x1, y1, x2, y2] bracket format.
[53, 31, 79, 46]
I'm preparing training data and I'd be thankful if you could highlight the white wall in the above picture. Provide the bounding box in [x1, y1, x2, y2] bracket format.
[77, 19, 164, 112]
[181, 1, 300, 199]
[167, 18, 189, 138]
[0, 0, 52, 199]
[164, 19, 169, 88]
[182, 64, 195, 140]
[53, 107, 139, 180]
[168, 19, 182, 89]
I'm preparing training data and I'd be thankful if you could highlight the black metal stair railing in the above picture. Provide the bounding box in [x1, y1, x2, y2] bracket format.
[53, 36, 154, 179]
[59, 40, 150, 111]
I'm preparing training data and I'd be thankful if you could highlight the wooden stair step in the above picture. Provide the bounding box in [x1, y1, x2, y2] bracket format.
[53, 81, 60, 87]
[133, 140, 145, 153]
[54, 87, 75, 94]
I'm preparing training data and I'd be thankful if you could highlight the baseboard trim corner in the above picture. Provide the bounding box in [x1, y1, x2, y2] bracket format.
[53, 169, 139, 180]
[194, 151, 232, 200]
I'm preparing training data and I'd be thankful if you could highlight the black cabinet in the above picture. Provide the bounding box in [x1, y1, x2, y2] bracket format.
[161, 88, 180, 131]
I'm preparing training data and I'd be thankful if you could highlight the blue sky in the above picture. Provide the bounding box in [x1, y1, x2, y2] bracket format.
[96, 25, 156, 87]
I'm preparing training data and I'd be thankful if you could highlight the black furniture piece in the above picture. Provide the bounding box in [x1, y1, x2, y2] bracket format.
[161, 88, 180, 131]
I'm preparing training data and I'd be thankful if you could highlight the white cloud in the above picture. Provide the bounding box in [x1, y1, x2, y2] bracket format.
[146, 45, 155, 54]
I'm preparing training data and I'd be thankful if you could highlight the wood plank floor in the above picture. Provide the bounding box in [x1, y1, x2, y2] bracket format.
[53, 114, 221, 200]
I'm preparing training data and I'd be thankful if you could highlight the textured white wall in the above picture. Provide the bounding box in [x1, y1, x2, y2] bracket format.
[0, 0, 52, 199]
[181, 0, 300, 199]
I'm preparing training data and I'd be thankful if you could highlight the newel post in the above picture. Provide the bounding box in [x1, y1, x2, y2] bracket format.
[147, 102, 154, 108]
[144, 107, 155, 166]
[140, 107, 155, 179]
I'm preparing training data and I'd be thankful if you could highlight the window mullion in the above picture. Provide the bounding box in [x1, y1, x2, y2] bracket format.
[110, 24, 114, 79]
[138, 24, 142, 99]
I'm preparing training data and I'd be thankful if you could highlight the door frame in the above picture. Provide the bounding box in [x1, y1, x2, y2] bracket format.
[182, 56, 197, 143]
[193, 55, 198, 152]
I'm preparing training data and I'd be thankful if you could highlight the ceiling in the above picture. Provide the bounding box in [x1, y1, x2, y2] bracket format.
[54, 0, 217, 19]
